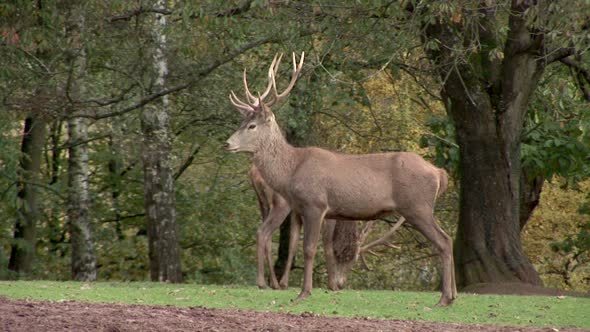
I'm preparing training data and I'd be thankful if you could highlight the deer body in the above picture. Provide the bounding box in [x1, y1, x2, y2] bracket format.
[226, 52, 456, 306]
[253, 141, 442, 221]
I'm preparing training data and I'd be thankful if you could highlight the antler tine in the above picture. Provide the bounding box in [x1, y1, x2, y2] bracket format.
[230, 90, 252, 109]
[259, 53, 283, 102]
[360, 216, 405, 254]
[242, 69, 258, 105]
[229, 91, 255, 116]
[267, 51, 305, 107]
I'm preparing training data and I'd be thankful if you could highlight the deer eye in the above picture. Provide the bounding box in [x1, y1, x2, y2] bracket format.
[248, 124, 256, 130]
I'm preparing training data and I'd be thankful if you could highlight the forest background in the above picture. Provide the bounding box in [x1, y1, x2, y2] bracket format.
[0, 0, 589, 293]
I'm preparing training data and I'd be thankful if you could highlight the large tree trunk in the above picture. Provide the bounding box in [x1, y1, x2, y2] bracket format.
[422, 1, 549, 287]
[451, 107, 540, 285]
[66, 5, 97, 281]
[141, 0, 182, 283]
[8, 115, 46, 275]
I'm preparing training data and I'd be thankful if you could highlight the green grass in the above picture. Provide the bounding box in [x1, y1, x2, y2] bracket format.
[0, 281, 589, 329]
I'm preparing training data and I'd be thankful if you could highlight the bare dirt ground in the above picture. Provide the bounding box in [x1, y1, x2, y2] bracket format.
[1, 297, 587, 332]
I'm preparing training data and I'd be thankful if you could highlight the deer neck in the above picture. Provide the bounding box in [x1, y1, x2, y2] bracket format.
[252, 131, 297, 193]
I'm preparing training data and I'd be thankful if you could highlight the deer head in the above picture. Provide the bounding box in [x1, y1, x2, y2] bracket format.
[225, 52, 304, 153]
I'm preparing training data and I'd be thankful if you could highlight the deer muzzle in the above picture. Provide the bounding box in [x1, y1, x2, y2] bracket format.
[224, 138, 239, 153]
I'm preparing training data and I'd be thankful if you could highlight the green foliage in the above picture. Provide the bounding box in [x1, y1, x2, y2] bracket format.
[552, 222, 590, 254]
[523, 180, 590, 291]
[0, 114, 22, 279]
[2, 281, 590, 329]
[420, 116, 459, 172]
[550, 192, 590, 276]
[523, 65, 590, 185]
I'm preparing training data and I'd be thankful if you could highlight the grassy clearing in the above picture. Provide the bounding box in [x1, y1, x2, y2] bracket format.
[0, 281, 588, 329]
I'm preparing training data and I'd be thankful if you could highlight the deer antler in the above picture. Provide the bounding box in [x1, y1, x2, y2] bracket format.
[229, 52, 303, 115]
[229, 90, 255, 115]
[267, 52, 304, 107]
[242, 62, 276, 105]
[358, 216, 405, 270]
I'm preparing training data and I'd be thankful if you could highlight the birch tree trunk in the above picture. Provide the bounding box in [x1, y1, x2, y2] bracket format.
[140, 0, 183, 282]
[66, 5, 96, 281]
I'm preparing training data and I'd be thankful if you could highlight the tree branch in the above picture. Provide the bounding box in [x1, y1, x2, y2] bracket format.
[58, 134, 111, 151]
[76, 28, 319, 120]
[213, 0, 254, 17]
[174, 145, 201, 180]
[108, 7, 172, 22]
[560, 57, 590, 101]
[100, 212, 145, 223]
[544, 47, 576, 64]
[560, 57, 590, 83]
[108, 1, 254, 22]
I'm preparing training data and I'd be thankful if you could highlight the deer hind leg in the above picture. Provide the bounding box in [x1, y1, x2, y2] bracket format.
[322, 219, 339, 291]
[256, 199, 291, 289]
[404, 209, 455, 306]
[279, 212, 302, 289]
[296, 206, 327, 301]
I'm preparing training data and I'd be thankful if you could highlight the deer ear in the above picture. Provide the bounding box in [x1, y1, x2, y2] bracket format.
[259, 104, 274, 121]
[264, 110, 275, 122]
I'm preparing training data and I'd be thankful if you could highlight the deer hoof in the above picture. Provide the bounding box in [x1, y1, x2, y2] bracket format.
[293, 291, 310, 303]
[270, 281, 281, 290]
[279, 281, 289, 290]
[327, 283, 339, 291]
[435, 296, 453, 307]
[257, 283, 268, 290]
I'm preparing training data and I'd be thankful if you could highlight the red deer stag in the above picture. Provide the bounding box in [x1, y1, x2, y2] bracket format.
[225, 52, 456, 306]
[250, 164, 361, 291]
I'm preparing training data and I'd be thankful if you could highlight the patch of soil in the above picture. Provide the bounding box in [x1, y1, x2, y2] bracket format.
[0, 297, 585, 332]
[462, 282, 590, 297]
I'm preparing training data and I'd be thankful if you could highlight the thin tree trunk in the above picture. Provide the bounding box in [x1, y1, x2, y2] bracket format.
[66, 5, 96, 281]
[7, 0, 47, 278]
[8, 115, 46, 275]
[46, 120, 67, 256]
[519, 170, 544, 230]
[108, 120, 124, 240]
[48, 120, 63, 186]
[141, 0, 182, 283]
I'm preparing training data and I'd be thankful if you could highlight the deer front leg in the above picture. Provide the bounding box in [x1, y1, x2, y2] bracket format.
[322, 219, 339, 291]
[256, 199, 291, 289]
[264, 234, 278, 289]
[279, 212, 302, 289]
[296, 207, 326, 301]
